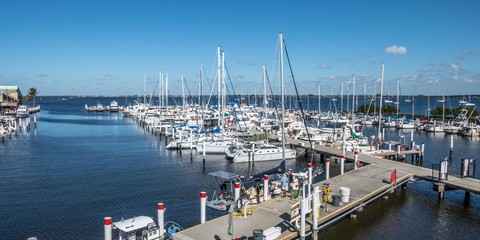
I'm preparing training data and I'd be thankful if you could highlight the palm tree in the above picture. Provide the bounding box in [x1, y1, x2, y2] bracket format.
[24, 87, 39, 106]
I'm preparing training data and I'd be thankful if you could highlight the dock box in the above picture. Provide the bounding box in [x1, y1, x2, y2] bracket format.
[263, 226, 281, 240]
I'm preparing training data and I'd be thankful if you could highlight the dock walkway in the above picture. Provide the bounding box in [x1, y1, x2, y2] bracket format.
[174, 165, 410, 240]
[174, 136, 479, 240]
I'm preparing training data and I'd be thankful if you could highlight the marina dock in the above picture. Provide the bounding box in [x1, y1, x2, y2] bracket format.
[174, 137, 480, 239]
[174, 164, 410, 240]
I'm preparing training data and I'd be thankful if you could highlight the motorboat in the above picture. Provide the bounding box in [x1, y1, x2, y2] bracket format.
[108, 101, 120, 112]
[16, 105, 30, 118]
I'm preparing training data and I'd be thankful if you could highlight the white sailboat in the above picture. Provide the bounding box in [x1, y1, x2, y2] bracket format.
[225, 32, 296, 163]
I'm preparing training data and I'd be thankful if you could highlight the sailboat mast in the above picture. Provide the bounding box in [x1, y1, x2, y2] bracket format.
[143, 75, 147, 104]
[158, 72, 162, 110]
[340, 83, 344, 113]
[200, 64, 204, 121]
[182, 75, 185, 117]
[165, 74, 169, 108]
[318, 84, 321, 114]
[352, 75, 356, 124]
[263, 64, 268, 126]
[222, 50, 227, 119]
[217, 47, 222, 128]
[378, 64, 385, 140]
[279, 32, 285, 161]
[396, 80, 400, 116]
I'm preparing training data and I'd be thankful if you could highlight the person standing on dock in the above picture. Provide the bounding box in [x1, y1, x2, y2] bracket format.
[281, 173, 289, 197]
[167, 224, 181, 239]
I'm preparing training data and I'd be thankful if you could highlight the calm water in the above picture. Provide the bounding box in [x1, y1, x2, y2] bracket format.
[1, 97, 479, 240]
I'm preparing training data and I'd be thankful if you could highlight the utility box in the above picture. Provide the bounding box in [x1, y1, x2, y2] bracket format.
[461, 158, 476, 178]
[263, 226, 281, 240]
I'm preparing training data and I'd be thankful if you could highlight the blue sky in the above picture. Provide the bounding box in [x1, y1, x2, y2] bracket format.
[1, 0, 479, 96]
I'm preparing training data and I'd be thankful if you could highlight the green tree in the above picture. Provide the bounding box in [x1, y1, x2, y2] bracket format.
[24, 87, 39, 106]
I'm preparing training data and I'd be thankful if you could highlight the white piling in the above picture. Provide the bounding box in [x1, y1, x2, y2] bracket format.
[234, 182, 240, 203]
[263, 175, 269, 202]
[300, 198, 307, 239]
[397, 145, 401, 160]
[354, 151, 359, 170]
[308, 163, 313, 186]
[200, 192, 206, 224]
[325, 159, 330, 180]
[450, 135, 454, 151]
[202, 141, 206, 157]
[340, 155, 345, 175]
[104, 217, 112, 240]
[421, 143, 425, 156]
[312, 186, 320, 234]
[342, 127, 346, 156]
[157, 203, 165, 235]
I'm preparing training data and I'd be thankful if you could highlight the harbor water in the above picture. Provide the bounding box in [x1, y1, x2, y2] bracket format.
[1, 97, 479, 239]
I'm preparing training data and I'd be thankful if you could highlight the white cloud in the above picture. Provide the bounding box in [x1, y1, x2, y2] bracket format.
[385, 45, 407, 54]
[453, 49, 479, 59]
[36, 73, 49, 78]
[317, 64, 332, 69]
[450, 63, 460, 71]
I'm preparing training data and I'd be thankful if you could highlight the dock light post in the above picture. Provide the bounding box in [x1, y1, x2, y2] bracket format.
[104, 217, 112, 240]
[234, 182, 240, 203]
[157, 203, 165, 235]
[340, 155, 345, 175]
[263, 175, 269, 201]
[325, 159, 330, 180]
[354, 151, 359, 170]
[200, 192, 207, 224]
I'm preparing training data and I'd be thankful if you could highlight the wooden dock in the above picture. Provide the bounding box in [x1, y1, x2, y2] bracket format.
[174, 136, 480, 240]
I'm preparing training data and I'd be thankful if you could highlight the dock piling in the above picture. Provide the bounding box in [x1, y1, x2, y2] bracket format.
[234, 183, 240, 203]
[308, 163, 313, 196]
[200, 192, 207, 224]
[449, 135, 453, 161]
[104, 217, 112, 240]
[312, 186, 320, 240]
[263, 175, 269, 201]
[354, 151, 359, 170]
[340, 155, 345, 175]
[325, 159, 330, 180]
[300, 198, 307, 240]
[157, 203, 165, 235]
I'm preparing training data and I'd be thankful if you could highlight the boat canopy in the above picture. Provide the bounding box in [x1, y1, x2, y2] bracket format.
[113, 216, 155, 232]
[208, 171, 239, 180]
[193, 125, 221, 134]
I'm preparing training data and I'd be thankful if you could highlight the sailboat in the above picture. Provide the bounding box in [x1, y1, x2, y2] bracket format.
[225, 33, 296, 163]
[426, 80, 446, 132]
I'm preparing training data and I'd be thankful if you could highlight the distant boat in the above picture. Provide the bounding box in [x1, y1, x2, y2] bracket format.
[85, 103, 107, 112]
[459, 100, 475, 107]
[108, 101, 120, 112]
[384, 99, 393, 103]
[405, 99, 412, 102]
